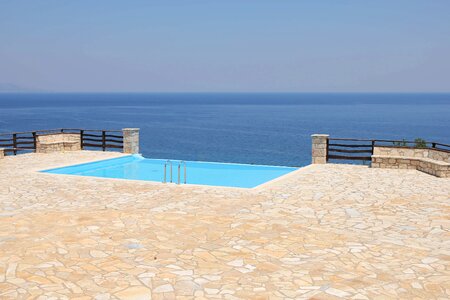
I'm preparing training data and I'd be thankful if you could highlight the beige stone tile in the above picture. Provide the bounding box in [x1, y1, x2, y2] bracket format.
[0, 152, 449, 299]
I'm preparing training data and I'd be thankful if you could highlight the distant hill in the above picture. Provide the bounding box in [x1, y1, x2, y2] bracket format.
[0, 83, 46, 92]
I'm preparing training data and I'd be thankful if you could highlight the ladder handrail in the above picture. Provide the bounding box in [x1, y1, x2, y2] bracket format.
[177, 161, 187, 184]
[163, 160, 173, 183]
[183, 161, 186, 184]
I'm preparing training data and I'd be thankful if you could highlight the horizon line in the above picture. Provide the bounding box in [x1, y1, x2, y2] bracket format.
[1, 91, 450, 95]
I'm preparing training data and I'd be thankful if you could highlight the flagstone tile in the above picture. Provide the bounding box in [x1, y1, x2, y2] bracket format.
[0, 151, 449, 298]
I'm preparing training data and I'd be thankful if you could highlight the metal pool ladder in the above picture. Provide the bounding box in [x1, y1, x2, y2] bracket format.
[163, 160, 186, 184]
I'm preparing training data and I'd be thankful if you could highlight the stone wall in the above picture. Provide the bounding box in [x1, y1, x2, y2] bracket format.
[36, 133, 81, 153]
[372, 155, 449, 178]
[417, 159, 450, 178]
[372, 156, 419, 170]
[372, 146, 449, 178]
[428, 149, 450, 163]
[373, 146, 450, 162]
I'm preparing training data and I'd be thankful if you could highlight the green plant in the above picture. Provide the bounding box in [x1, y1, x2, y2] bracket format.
[414, 138, 427, 148]
[393, 139, 408, 147]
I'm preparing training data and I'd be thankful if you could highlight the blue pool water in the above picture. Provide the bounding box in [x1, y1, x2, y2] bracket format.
[42, 155, 298, 188]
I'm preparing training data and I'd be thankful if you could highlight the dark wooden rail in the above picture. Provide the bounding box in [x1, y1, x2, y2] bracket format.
[327, 138, 374, 162]
[80, 129, 123, 151]
[0, 131, 37, 155]
[0, 128, 123, 156]
[327, 138, 450, 163]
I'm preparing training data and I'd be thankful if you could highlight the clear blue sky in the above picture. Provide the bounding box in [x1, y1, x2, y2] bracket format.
[1, 0, 449, 92]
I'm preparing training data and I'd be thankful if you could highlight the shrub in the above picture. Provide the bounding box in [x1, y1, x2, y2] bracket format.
[393, 139, 408, 147]
[414, 138, 427, 148]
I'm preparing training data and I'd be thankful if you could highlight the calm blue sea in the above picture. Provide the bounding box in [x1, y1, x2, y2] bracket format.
[0, 93, 449, 166]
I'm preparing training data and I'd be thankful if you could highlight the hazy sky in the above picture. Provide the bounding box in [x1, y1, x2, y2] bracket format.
[1, 0, 449, 92]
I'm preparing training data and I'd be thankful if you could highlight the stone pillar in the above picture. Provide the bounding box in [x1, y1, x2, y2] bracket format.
[0, 148, 4, 159]
[311, 134, 329, 164]
[123, 128, 140, 154]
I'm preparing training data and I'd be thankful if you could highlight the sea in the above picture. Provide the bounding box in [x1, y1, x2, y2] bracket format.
[0, 93, 449, 167]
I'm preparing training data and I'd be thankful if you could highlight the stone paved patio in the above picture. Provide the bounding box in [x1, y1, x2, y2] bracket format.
[0, 151, 449, 299]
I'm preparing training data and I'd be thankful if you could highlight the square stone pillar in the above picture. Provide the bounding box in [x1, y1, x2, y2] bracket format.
[123, 128, 140, 154]
[311, 134, 329, 164]
[0, 148, 4, 159]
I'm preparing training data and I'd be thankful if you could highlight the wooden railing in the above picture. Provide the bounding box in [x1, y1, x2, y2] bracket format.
[80, 129, 123, 151]
[0, 131, 36, 155]
[327, 138, 450, 163]
[0, 128, 123, 155]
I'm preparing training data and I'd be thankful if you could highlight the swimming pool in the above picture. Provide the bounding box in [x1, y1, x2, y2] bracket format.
[42, 155, 298, 188]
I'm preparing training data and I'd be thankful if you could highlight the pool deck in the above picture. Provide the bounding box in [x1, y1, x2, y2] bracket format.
[0, 151, 449, 299]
